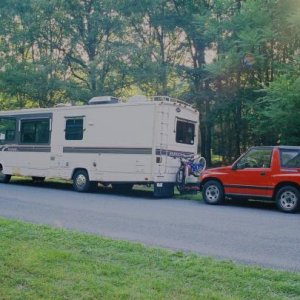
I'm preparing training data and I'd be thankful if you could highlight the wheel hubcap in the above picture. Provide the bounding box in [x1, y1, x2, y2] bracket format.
[280, 191, 297, 210]
[206, 185, 220, 202]
[76, 174, 86, 187]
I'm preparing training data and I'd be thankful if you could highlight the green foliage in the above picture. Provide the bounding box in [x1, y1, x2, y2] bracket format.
[0, 0, 299, 160]
[260, 71, 300, 145]
[205, 0, 300, 161]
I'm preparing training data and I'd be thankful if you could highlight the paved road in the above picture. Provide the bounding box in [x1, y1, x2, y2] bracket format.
[1, 181, 299, 272]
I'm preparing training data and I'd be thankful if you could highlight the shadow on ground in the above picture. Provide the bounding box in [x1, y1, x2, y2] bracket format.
[224, 198, 277, 212]
[8, 178, 283, 213]
[9, 178, 155, 199]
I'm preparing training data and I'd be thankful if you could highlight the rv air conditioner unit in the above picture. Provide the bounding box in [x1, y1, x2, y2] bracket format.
[88, 96, 119, 105]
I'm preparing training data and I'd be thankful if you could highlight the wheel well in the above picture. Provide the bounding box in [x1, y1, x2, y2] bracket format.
[273, 182, 300, 198]
[71, 168, 89, 180]
[201, 177, 224, 189]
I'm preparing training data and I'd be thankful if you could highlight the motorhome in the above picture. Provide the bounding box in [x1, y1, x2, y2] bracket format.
[0, 96, 199, 197]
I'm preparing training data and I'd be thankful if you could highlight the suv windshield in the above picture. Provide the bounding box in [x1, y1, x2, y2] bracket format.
[236, 148, 273, 169]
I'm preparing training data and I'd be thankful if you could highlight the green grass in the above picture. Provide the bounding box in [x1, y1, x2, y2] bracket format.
[175, 190, 202, 201]
[0, 219, 299, 300]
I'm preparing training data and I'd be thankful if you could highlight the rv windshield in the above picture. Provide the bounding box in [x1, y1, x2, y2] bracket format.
[176, 120, 195, 145]
[0, 118, 16, 144]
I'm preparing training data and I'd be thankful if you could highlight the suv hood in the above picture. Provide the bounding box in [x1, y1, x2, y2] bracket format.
[203, 166, 232, 174]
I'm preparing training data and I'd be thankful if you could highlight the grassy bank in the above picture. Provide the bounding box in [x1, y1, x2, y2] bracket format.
[0, 218, 299, 299]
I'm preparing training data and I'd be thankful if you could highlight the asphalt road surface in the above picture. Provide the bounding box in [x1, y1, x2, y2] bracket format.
[1, 181, 299, 272]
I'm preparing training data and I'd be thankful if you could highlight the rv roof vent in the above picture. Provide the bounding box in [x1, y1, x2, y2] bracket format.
[127, 95, 148, 103]
[55, 103, 72, 108]
[88, 96, 119, 105]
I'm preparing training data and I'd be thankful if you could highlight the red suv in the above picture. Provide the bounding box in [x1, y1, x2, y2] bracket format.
[200, 146, 300, 213]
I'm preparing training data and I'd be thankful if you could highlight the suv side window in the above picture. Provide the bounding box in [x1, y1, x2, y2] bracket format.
[236, 148, 273, 169]
[280, 149, 300, 168]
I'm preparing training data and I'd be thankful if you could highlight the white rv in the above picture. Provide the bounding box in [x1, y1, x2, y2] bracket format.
[0, 96, 199, 197]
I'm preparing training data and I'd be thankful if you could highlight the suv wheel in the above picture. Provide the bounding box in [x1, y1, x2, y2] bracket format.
[276, 186, 299, 213]
[202, 180, 224, 205]
[73, 170, 91, 192]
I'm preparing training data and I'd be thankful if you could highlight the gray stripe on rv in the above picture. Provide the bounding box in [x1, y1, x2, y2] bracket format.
[63, 147, 152, 154]
[62, 147, 194, 157]
[1, 146, 51, 152]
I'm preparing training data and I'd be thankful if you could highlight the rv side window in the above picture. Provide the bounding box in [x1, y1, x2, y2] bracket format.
[65, 118, 83, 140]
[21, 119, 50, 144]
[0, 117, 16, 144]
[176, 120, 195, 145]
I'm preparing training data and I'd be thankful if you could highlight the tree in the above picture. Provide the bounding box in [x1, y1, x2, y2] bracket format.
[0, 0, 72, 107]
[118, 0, 188, 96]
[0, 0, 299, 162]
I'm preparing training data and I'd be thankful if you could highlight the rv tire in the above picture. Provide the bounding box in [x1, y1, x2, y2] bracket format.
[175, 169, 185, 194]
[0, 173, 11, 183]
[112, 183, 134, 194]
[32, 176, 45, 183]
[73, 170, 91, 192]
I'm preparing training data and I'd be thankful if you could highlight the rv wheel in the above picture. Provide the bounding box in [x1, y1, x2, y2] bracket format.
[112, 183, 134, 194]
[32, 176, 45, 183]
[0, 171, 11, 183]
[73, 170, 91, 192]
[175, 169, 185, 194]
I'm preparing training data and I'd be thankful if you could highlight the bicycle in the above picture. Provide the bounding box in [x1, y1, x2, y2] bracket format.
[176, 155, 206, 194]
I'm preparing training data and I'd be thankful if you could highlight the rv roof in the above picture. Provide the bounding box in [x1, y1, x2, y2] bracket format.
[151, 96, 195, 108]
[0, 96, 198, 115]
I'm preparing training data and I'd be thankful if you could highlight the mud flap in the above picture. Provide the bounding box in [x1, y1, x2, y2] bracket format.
[154, 182, 174, 198]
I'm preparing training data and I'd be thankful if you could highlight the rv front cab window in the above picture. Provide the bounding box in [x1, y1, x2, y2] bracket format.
[176, 120, 195, 145]
[65, 118, 83, 140]
[21, 119, 50, 144]
[0, 118, 16, 144]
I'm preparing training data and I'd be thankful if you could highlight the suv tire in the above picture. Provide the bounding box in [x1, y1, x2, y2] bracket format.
[202, 180, 224, 205]
[276, 186, 300, 213]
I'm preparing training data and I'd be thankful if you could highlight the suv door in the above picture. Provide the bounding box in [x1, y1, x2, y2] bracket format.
[226, 148, 274, 198]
